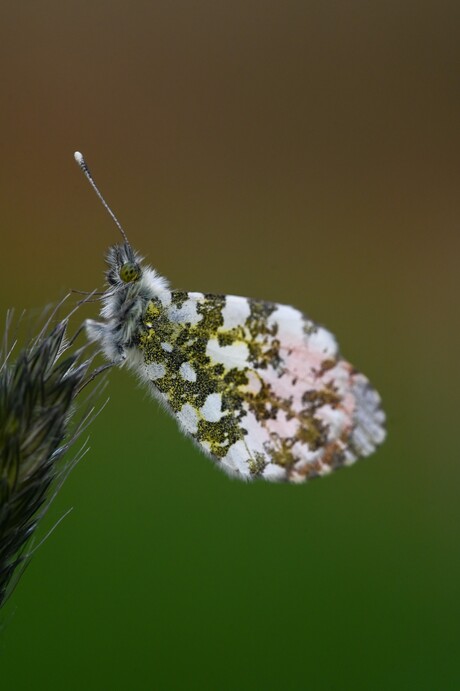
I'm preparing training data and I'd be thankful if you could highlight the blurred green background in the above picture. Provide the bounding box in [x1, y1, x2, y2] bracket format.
[1, 2, 459, 689]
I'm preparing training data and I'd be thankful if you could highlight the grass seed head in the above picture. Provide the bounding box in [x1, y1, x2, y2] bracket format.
[0, 307, 105, 607]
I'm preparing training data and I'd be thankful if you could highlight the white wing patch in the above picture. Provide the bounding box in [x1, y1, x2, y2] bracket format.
[168, 298, 203, 325]
[221, 298, 251, 329]
[205, 340, 250, 369]
[145, 362, 166, 380]
[176, 403, 199, 434]
[179, 361, 197, 382]
[201, 393, 224, 422]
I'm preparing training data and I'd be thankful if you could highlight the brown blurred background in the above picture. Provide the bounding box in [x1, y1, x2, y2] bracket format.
[1, 2, 459, 690]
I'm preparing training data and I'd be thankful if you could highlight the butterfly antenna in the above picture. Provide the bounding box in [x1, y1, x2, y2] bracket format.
[74, 151, 130, 246]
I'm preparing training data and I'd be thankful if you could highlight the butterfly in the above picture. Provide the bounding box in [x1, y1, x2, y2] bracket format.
[75, 152, 386, 483]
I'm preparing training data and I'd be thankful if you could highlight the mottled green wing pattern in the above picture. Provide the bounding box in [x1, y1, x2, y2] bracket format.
[129, 290, 385, 482]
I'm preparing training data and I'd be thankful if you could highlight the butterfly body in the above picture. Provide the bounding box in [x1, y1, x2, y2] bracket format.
[87, 241, 385, 483]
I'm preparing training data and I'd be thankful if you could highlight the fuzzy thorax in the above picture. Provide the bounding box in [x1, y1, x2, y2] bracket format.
[86, 243, 170, 363]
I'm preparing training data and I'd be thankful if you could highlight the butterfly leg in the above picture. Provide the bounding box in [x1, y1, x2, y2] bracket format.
[85, 319, 127, 364]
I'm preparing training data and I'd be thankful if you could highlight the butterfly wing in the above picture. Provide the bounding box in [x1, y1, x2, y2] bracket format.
[132, 291, 385, 482]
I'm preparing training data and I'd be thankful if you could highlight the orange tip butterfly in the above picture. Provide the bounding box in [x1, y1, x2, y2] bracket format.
[75, 151, 386, 483]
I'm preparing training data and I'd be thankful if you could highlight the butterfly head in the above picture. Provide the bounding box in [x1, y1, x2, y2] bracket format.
[106, 243, 143, 288]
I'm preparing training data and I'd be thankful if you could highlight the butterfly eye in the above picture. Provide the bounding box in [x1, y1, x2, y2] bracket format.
[119, 262, 140, 283]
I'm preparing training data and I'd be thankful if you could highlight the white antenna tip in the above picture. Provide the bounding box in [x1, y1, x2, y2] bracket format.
[73, 150, 130, 245]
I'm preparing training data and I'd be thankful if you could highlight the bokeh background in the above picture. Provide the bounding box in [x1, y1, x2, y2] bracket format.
[1, 2, 459, 689]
